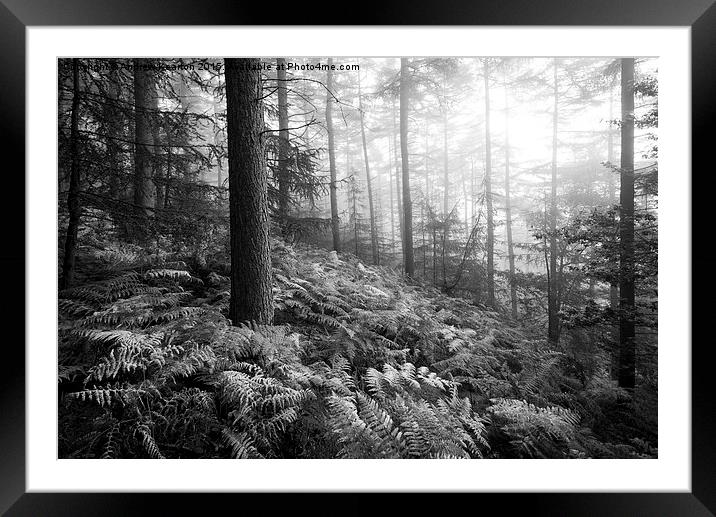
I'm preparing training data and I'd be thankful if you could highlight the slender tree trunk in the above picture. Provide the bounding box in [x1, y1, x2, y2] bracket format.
[504, 78, 518, 319]
[442, 90, 449, 217]
[164, 118, 172, 208]
[104, 67, 122, 201]
[470, 159, 476, 229]
[441, 103, 450, 287]
[423, 119, 430, 280]
[326, 59, 341, 252]
[133, 59, 155, 229]
[358, 72, 380, 265]
[276, 58, 290, 222]
[400, 58, 415, 277]
[352, 183, 360, 257]
[388, 136, 396, 251]
[607, 86, 619, 310]
[392, 97, 404, 256]
[618, 58, 636, 390]
[60, 58, 82, 290]
[177, 74, 203, 184]
[213, 96, 224, 189]
[607, 85, 620, 380]
[225, 58, 274, 325]
[432, 216, 438, 286]
[483, 59, 495, 307]
[151, 75, 163, 209]
[462, 168, 469, 240]
[548, 59, 560, 344]
[424, 119, 430, 205]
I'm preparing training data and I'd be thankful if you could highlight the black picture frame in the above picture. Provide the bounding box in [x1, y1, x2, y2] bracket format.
[1, 1, 711, 514]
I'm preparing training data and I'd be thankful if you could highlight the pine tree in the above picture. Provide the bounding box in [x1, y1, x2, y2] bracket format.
[133, 59, 155, 229]
[60, 58, 82, 290]
[618, 57, 636, 390]
[225, 58, 274, 325]
[400, 58, 415, 277]
[482, 59, 495, 307]
[358, 69, 380, 265]
[326, 58, 341, 252]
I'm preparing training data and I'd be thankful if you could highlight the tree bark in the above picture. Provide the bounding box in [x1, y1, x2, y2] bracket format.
[548, 59, 560, 344]
[442, 81, 449, 217]
[151, 74, 163, 209]
[104, 67, 122, 201]
[483, 59, 495, 307]
[276, 58, 290, 222]
[358, 71, 380, 265]
[213, 96, 224, 189]
[60, 59, 82, 290]
[326, 59, 341, 252]
[388, 136, 396, 250]
[133, 59, 155, 227]
[504, 78, 518, 319]
[400, 58, 415, 277]
[607, 86, 619, 311]
[618, 57, 636, 390]
[225, 58, 274, 325]
[392, 97, 404, 256]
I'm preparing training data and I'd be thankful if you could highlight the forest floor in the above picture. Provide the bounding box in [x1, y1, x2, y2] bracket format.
[58, 237, 657, 459]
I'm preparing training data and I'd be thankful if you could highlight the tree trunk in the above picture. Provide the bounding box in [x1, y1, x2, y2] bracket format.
[548, 59, 560, 344]
[392, 97, 404, 257]
[442, 87, 449, 217]
[400, 58, 415, 277]
[388, 136, 396, 250]
[618, 58, 636, 390]
[504, 78, 518, 319]
[60, 58, 82, 290]
[104, 67, 122, 201]
[358, 72, 380, 265]
[151, 75, 163, 209]
[225, 58, 274, 325]
[326, 59, 341, 252]
[213, 97, 224, 189]
[483, 59, 495, 307]
[164, 118, 172, 208]
[607, 86, 619, 311]
[607, 85, 619, 380]
[133, 59, 155, 229]
[276, 58, 290, 222]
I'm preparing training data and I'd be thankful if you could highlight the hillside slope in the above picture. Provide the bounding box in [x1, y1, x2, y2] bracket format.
[58, 239, 655, 459]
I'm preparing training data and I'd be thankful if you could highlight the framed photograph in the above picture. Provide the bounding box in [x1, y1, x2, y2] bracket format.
[3, 0, 711, 514]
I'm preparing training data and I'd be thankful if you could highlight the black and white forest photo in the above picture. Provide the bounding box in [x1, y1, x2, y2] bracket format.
[57, 56, 658, 460]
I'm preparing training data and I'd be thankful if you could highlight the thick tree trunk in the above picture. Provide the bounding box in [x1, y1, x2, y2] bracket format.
[326, 59, 341, 252]
[60, 58, 82, 290]
[400, 58, 415, 278]
[483, 59, 495, 307]
[548, 59, 560, 344]
[225, 58, 274, 325]
[618, 58, 636, 390]
[133, 59, 155, 227]
[358, 73, 380, 265]
[276, 58, 290, 222]
[504, 79, 518, 319]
